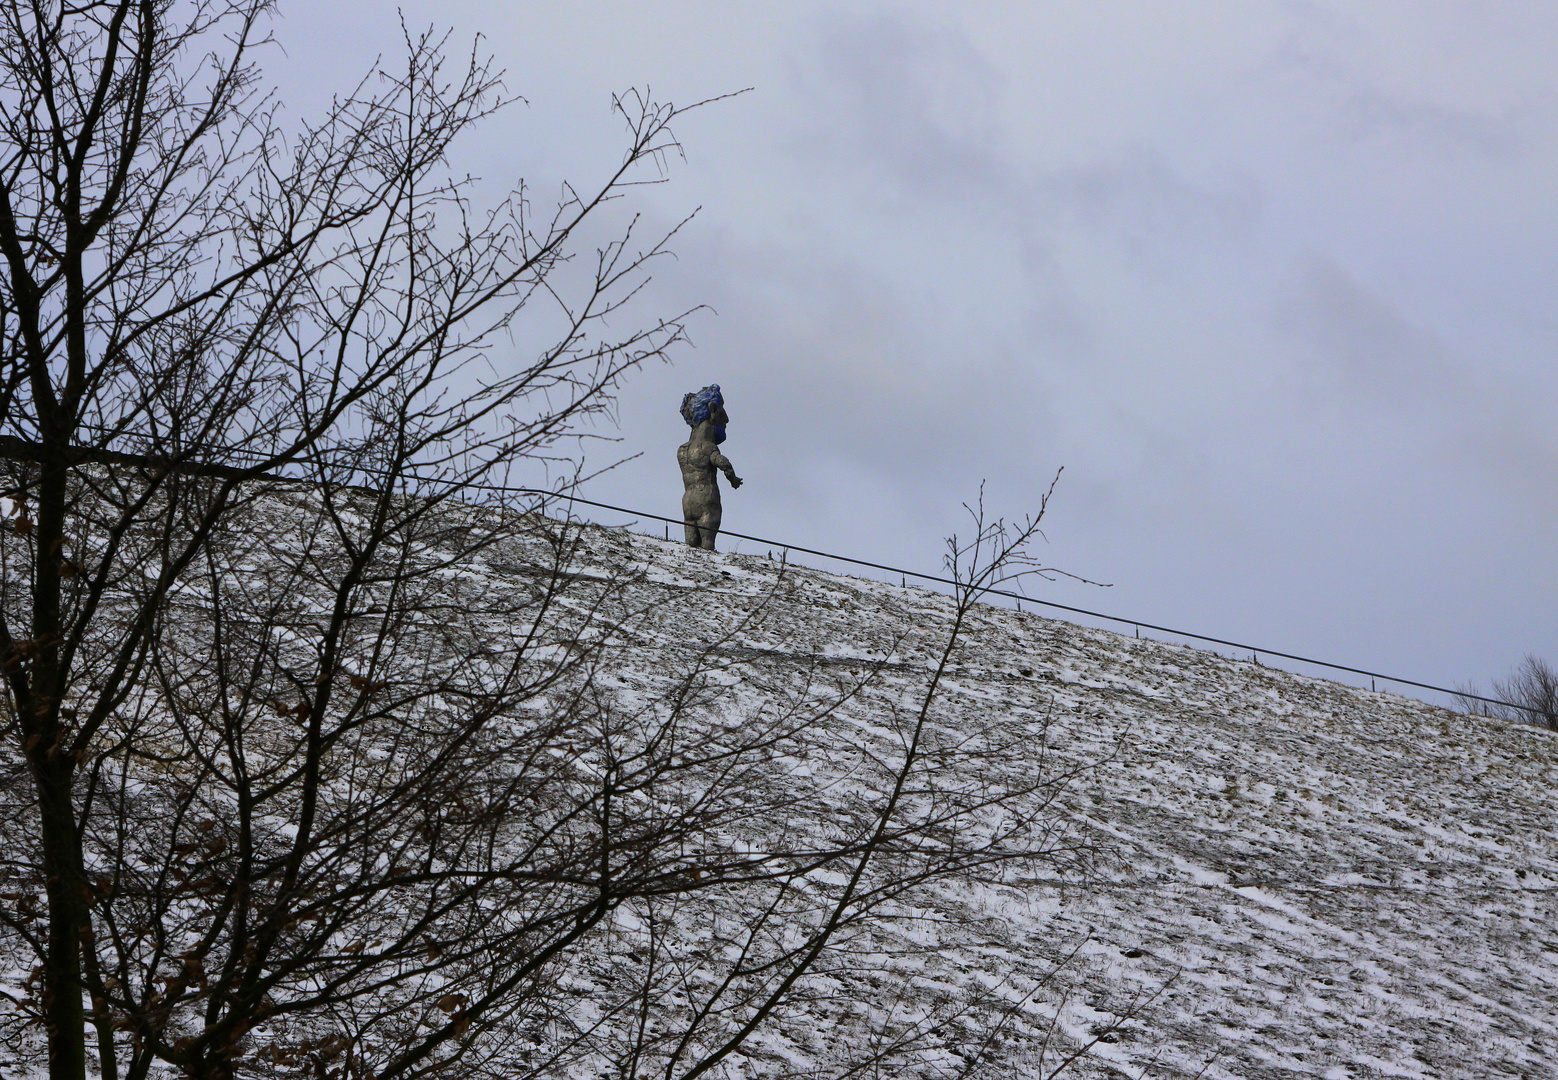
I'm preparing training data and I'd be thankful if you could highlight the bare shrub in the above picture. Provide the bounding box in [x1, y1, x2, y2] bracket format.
[1455, 655, 1558, 731]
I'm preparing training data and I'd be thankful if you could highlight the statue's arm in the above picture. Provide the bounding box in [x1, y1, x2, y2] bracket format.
[711, 450, 742, 489]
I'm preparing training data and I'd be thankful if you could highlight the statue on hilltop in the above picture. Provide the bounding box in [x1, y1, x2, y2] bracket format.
[677, 384, 742, 551]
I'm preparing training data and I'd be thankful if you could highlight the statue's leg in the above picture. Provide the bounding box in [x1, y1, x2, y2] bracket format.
[699, 506, 722, 551]
[682, 490, 703, 546]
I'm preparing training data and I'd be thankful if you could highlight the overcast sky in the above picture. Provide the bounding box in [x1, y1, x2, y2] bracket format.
[274, 2, 1556, 709]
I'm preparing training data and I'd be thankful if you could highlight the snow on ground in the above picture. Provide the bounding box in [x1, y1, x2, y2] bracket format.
[581, 524, 1557, 1080]
[4, 498, 1552, 1080]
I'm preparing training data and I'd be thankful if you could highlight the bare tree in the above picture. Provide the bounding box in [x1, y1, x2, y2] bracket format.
[1, 467, 1097, 1080]
[0, 6, 1105, 1080]
[1457, 655, 1558, 731]
[0, 3, 693, 1078]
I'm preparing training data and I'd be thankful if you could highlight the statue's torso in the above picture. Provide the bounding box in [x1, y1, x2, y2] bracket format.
[678, 440, 721, 493]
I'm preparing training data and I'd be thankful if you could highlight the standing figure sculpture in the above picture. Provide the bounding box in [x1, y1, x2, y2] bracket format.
[677, 384, 743, 550]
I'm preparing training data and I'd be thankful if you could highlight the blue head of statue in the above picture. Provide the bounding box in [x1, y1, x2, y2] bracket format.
[680, 384, 726, 444]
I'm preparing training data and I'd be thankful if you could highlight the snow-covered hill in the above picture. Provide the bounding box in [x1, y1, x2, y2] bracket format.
[5, 493, 1553, 1080]
[579, 523, 1557, 1080]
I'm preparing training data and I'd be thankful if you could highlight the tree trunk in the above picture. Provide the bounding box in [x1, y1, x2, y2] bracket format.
[33, 441, 87, 1080]
[38, 758, 88, 1080]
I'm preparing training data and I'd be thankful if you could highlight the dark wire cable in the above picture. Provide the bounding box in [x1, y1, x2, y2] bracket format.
[431, 480, 1540, 719]
[1, 434, 1541, 719]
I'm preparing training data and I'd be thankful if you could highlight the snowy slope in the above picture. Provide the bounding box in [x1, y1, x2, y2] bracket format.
[573, 524, 1557, 1080]
[4, 495, 1553, 1080]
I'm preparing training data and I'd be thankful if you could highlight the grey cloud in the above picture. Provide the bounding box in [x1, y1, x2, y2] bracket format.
[1285, 256, 1456, 395]
[1275, 8, 1523, 157]
[789, 12, 1009, 200]
[1281, 256, 1557, 498]
[1035, 149, 1262, 263]
[1016, 239, 1091, 355]
[791, 11, 1260, 270]
[1339, 88, 1521, 158]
